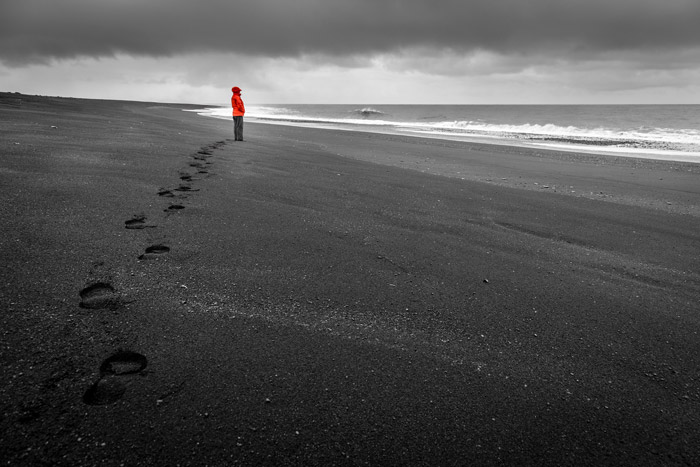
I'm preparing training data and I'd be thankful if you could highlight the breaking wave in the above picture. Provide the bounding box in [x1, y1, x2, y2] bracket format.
[189, 105, 700, 161]
[354, 107, 384, 116]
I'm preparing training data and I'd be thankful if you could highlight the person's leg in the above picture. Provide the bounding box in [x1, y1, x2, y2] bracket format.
[235, 117, 244, 141]
[232, 116, 237, 139]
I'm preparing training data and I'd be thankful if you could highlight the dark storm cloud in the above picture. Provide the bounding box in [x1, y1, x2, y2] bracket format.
[2, 0, 700, 66]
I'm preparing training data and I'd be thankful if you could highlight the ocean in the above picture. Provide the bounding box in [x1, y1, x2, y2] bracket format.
[194, 104, 700, 163]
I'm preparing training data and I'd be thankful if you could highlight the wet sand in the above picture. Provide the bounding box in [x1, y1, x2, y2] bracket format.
[2, 93, 700, 466]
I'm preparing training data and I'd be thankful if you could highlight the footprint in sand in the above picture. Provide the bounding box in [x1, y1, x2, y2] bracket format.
[203, 140, 226, 151]
[158, 189, 176, 198]
[79, 282, 121, 310]
[138, 244, 170, 260]
[82, 375, 126, 405]
[125, 214, 156, 230]
[174, 185, 199, 192]
[100, 350, 148, 376]
[165, 204, 185, 212]
[82, 351, 148, 405]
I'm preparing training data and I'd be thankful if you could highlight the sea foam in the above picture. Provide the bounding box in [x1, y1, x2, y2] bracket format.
[188, 104, 700, 162]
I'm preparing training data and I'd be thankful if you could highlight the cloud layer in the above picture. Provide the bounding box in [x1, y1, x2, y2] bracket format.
[3, 0, 700, 66]
[3, 0, 699, 104]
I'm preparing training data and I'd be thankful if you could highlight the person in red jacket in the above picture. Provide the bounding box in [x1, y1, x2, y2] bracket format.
[231, 86, 245, 141]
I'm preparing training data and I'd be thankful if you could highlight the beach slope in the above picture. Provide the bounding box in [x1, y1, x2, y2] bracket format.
[2, 93, 700, 466]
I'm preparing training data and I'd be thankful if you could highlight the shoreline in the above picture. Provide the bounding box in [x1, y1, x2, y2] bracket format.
[2, 93, 700, 465]
[193, 104, 700, 164]
[252, 117, 700, 163]
[246, 116, 700, 168]
[241, 117, 700, 218]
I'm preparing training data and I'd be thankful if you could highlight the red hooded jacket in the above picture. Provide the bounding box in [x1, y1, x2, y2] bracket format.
[231, 87, 245, 117]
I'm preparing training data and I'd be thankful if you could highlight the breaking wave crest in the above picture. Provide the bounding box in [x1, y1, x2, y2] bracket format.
[354, 107, 384, 116]
[189, 105, 700, 160]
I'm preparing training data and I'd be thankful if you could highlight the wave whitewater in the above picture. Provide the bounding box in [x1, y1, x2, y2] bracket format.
[190, 104, 700, 162]
[354, 107, 384, 116]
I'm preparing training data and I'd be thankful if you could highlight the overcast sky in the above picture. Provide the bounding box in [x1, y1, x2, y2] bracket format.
[2, 0, 700, 105]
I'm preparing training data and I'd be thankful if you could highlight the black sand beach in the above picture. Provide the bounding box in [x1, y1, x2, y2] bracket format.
[2, 93, 700, 466]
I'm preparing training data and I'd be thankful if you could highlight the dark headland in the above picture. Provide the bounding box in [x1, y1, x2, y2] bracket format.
[2, 92, 700, 466]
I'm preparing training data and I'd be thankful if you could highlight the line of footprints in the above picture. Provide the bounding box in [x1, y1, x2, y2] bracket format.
[80, 140, 228, 405]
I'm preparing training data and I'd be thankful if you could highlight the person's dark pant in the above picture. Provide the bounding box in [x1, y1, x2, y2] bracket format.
[233, 116, 244, 141]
